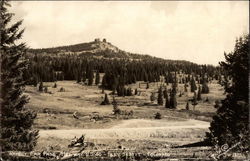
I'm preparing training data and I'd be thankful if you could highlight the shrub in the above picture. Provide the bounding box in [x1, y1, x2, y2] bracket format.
[154, 112, 162, 119]
[53, 83, 57, 88]
[150, 92, 156, 102]
[59, 87, 65, 92]
[112, 97, 121, 115]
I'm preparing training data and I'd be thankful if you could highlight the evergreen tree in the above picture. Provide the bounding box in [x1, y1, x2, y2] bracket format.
[44, 86, 48, 93]
[53, 82, 57, 88]
[39, 81, 43, 92]
[100, 93, 110, 105]
[190, 77, 197, 92]
[0, 0, 38, 151]
[197, 86, 202, 101]
[127, 87, 132, 96]
[192, 92, 198, 110]
[179, 91, 182, 97]
[206, 34, 249, 151]
[169, 89, 177, 109]
[32, 76, 38, 87]
[112, 96, 120, 115]
[165, 92, 170, 108]
[201, 80, 209, 94]
[95, 70, 100, 85]
[101, 73, 107, 88]
[150, 92, 156, 103]
[184, 83, 188, 92]
[157, 86, 164, 105]
[186, 101, 190, 110]
[163, 87, 168, 98]
[88, 70, 94, 85]
[214, 100, 220, 109]
[134, 88, 138, 95]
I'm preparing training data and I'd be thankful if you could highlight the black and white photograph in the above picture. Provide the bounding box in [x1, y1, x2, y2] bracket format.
[0, 0, 249, 160]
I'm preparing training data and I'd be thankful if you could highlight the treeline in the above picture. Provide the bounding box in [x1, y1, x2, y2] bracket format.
[29, 42, 96, 53]
[24, 53, 220, 90]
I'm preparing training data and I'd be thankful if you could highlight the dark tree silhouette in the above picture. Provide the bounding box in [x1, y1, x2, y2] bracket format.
[169, 89, 177, 109]
[95, 70, 100, 85]
[100, 93, 110, 105]
[206, 34, 249, 152]
[0, 0, 38, 151]
[201, 80, 209, 94]
[88, 70, 94, 85]
[39, 81, 43, 92]
[163, 87, 168, 98]
[186, 101, 190, 110]
[134, 88, 138, 95]
[197, 86, 202, 101]
[192, 92, 198, 110]
[165, 92, 170, 108]
[190, 77, 197, 92]
[157, 86, 164, 105]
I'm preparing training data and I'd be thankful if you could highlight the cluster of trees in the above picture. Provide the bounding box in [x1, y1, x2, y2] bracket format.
[24, 48, 219, 88]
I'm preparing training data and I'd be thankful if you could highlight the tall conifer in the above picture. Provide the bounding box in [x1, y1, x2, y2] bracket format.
[0, 0, 38, 151]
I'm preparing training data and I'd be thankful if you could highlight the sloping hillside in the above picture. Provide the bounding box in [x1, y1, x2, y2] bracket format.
[28, 38, 192, 64]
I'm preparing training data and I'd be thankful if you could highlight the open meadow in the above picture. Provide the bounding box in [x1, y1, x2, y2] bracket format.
[23, 79, 226, 159]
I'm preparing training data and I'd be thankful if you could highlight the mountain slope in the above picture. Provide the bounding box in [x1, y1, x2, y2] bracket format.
[28, 38, 192, 64]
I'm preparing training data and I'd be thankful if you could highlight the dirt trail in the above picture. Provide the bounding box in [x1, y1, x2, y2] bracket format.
[39, 119, 209, 140]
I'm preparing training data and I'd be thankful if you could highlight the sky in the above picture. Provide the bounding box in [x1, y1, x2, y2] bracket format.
[10, 1, 249, 65]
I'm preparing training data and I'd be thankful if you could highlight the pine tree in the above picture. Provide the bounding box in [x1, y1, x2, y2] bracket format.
[95, 70, 100, 85]
[197, 86, 202, 101]
[32, 76, 38, 87]
[0, 0, 38, 151]
[165, 92, 170, 108]
[163, 87, 168, 98]
[206, 34, 249, 151]
[88, 70, 94, 85]
[184, 83, 188, 92]
[150, 92, 156, 103]
[101, 73, 107, 88]
[127, 87, 132, 96]
[134, 88, 138, 95]
[39, 81, 43, 92]
[201, 80, 209, 94]
[169, 89, 177, 109]
[186, 101, 190, 110]
[192, 92, 198, 110]
[53, 82, 57, 88]
[157, 86, 163, 105]
[112, 96, 120, 115]
[100, 93, 110, 105]
[190, 77, 197, 92]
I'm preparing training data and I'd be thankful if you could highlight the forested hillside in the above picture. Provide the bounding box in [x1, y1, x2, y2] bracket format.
[25, 38, 220, 90]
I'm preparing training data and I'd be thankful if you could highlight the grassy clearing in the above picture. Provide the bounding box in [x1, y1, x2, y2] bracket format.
[25, 80, 224, 153]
